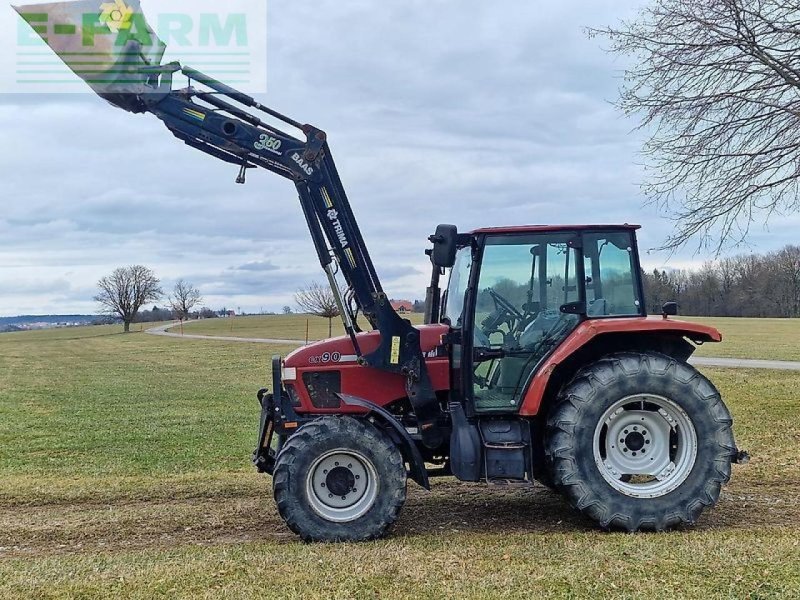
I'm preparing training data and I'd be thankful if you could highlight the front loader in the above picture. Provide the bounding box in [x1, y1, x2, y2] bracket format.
[20, 1, 748, 542]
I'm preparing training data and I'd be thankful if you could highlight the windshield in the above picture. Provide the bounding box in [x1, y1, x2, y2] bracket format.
[443, 247, 472, 326]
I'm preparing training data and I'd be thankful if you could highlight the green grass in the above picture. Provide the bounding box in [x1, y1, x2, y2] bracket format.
[0, 325, 798, 598]
[0, 325, 295, 497]
[0, 321, 171, 342]
[168, 313, 425, 341]
[1, 529, 798, 599]
[681, 316, 800, 362]
[168, 313, 344, 341]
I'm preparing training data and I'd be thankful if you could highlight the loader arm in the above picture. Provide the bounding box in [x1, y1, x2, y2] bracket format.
[139, 64, 443, 447]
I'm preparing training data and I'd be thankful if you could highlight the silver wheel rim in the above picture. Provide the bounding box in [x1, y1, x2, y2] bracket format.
[592, 394, 698, 498]
[305, 449, 379, 522]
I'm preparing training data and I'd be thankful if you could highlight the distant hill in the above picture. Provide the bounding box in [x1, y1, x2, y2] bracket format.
[0, 315, 97, 326]
[0, 315, 104, 332]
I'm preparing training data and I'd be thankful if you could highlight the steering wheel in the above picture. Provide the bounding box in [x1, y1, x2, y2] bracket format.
[487, 288, 524, 321]
[479, 287, 524, 342]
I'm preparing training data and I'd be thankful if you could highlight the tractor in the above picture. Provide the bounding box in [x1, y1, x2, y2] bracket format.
[257, 224, 743, 541]
[21, 0, 747, 542]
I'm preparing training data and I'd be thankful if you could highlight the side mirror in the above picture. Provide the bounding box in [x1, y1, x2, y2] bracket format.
[662, 301, 678, 318]
[429, 224, 458, 268]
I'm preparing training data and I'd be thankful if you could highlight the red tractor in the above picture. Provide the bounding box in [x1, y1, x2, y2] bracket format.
[259, 224, 743, 541]
[24, 4, 746, 541]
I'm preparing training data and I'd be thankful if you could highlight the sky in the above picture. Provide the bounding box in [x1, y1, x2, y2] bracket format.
[2, 0, 799, 317]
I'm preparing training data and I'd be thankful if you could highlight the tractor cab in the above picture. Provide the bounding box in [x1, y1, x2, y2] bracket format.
[437, 225, 645, 414]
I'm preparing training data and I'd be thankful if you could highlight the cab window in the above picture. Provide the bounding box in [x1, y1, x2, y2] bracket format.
[583, 231, 643, 317]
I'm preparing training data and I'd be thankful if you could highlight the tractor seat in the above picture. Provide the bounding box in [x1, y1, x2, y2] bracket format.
[519, 309, 561, 348]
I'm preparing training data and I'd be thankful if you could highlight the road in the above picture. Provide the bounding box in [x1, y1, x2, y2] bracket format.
[146, 321, 305, 346]
[147, 321, 800, 371]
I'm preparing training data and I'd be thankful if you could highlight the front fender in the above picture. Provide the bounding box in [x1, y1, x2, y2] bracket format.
[338, 393, 430, 490]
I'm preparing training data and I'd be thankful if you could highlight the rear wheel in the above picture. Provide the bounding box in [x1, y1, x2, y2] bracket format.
[545, 352, 736, 531]
[530, 420, 557, 490]
[273, 416, 407, 542]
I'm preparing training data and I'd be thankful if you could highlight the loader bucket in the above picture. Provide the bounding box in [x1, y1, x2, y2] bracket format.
[14, 0, 165, 112]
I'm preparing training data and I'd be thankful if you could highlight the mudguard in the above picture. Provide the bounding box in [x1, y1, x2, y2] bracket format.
[338, 394, 430, 490]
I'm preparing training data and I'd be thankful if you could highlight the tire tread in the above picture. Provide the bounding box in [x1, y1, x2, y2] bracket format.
[273, 416, 407, 542]
[545, 352, 736, 532]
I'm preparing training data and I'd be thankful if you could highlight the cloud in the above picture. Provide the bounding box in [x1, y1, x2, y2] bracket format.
[233, 261, 280, 272]
[0, 277, 72, 297]
[1, 0, 795, 317]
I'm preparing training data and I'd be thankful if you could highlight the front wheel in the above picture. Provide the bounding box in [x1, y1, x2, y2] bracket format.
[545, 352, 736, 531]
[273, 416, 407, 542]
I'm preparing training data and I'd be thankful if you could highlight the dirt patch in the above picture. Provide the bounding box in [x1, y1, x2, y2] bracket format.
[1, 478, 797, 559]
[0, 494, 281, 558]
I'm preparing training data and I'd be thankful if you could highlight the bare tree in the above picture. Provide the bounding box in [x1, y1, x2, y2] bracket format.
[593, 0, 800, 250]
[95, 266, 163, 333]
[169, 279, 203, 321]
[773, 245, 800, 316]
[295, 282, 340, 337]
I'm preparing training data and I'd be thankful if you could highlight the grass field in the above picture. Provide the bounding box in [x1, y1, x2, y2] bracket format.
[168, 313, 800, 362]
[167, 313, 425, 341]
[682, 316, 800, 362]
[1, 324, 799, 598]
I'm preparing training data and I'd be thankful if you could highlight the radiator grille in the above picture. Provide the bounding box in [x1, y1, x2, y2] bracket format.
[302, 371, 341, 409]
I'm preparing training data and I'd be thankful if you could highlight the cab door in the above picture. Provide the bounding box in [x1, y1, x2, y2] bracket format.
[466, 233, 584, 413]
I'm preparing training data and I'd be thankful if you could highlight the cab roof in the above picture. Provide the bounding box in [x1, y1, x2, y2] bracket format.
[470, 224, 641, 235]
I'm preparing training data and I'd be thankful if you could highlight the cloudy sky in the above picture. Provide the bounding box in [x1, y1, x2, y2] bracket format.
[2, 0, 798, 317]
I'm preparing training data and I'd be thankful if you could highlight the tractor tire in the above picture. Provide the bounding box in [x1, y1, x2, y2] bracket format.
[272, 415, 407, 542]
[545, 352, 736, 531]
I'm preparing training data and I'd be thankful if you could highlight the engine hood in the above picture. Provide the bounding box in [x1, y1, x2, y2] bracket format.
[284, 323, 448, 368]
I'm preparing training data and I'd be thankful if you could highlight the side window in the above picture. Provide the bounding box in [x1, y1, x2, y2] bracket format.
[472, 238, 580, 346]
[584, 233, 642, 317]
[474, 243, 534, 346]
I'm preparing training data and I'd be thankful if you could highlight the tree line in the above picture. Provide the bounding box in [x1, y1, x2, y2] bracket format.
[130, 305, 219, 324]
[643, 245, 800, 318]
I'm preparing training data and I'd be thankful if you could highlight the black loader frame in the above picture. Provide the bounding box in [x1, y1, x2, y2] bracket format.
[132, 63, 445, 451]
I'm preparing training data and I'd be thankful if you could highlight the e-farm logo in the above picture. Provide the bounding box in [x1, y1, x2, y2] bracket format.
[4, 0, 267, 94]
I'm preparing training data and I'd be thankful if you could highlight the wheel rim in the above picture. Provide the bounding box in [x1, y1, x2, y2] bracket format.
[592, 394, 698, 498]
[305, 449, 379, 522]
